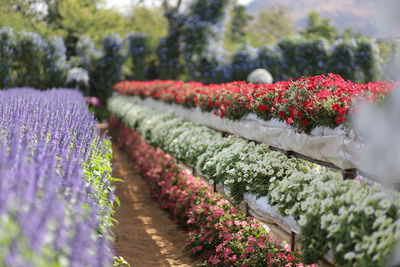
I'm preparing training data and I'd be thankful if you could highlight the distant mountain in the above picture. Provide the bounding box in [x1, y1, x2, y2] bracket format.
[246, 0, 383, 37]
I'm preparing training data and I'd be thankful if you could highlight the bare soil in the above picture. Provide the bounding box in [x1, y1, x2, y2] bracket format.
[111, 139, 201, 267]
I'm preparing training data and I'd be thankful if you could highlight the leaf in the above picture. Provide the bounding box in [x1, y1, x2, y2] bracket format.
[109, 177, 123, 182]
[114, 196, 121, 207]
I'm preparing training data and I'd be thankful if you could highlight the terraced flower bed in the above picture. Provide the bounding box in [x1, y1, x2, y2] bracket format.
[113, 75, 397, 177]
[109, 116, 300, 266]
[108, 96, 400, 267]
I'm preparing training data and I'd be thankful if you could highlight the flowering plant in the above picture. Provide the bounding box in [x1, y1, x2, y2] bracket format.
[109, 116, 300, 266]
[269, 170, 400, 266]
[0, 89, 116, 266]
[114, 74, 395, 133]
[109, 97, 400, 266]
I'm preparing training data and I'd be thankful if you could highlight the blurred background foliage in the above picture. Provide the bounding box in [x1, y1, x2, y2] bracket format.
[0, 0, 399, 120]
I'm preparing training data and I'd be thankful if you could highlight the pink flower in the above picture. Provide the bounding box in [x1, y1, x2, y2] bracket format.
[277, 252, 285, 259]
[209, 256, 219, 264]
[245, 245, 255, 253]
[287, 254, 295, 262]
[223, 233, 232, 241]
[233, 220, 241, 226]
[222, 247, 232, 258]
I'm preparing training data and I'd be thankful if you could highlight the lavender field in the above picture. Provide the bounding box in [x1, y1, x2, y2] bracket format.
[0, 89, 116, 266]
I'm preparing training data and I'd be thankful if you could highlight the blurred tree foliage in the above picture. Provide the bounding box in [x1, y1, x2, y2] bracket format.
[247, 5, 295, 47]
[126, 6, 167, 49]
[57, 0, 127, 55]
[228, 3, 252, 43]
[157, 0, 231, 80]
[301, 11, 337, 43]
[223, 2, 252, 53]
[0, 0, 52, 35]
[0, 0, 127, 54]
[0, 0, 391, 86]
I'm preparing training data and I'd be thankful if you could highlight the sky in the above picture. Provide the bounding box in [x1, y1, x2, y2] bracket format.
[105, 0, 253, 10]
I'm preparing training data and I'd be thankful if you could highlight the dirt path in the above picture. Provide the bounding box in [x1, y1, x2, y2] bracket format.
[111, 141, 201, 267]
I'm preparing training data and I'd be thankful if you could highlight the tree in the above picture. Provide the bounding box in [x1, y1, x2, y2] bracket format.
[0, 0, 53, 35]
[0, 0, 41, 18]
[248, 5, 295, 46]
[301, 11, 337, 43]
[341, 27, 363, 41]
[127, 32, 149, 80]
[1, 0, 129, 54]
[161, 0, 184, 36]
[92, 33, 125, 103]
[125, 6, 167, 49]
[157, 0, 231, 80]
[56, 0, 127, 55]
[228, 4, 252, 43]
[156, 0, 185, 79]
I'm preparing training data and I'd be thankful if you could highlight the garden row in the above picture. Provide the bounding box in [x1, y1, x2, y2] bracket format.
[0, 89, 117, 266]
[108, 96, 400, 267]
[109, 116, 300, 266]
[114, 75, 396, 175]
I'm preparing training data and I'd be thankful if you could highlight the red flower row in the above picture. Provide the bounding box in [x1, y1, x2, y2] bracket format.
[114, 74, 396, 132]
[109, 116, 302, 266]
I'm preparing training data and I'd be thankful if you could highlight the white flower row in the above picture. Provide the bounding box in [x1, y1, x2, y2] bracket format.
[108, 96, 400, 267]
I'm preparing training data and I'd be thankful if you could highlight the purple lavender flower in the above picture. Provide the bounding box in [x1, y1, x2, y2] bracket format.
[0, 88, 114, 266]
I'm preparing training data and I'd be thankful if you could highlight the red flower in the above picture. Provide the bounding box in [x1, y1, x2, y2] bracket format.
[301, 120, 309, 126]
[332, 103, 340, 111]
[338, 107, 348, 116]
[257, 104, 268, 111]
[335, 116, 345, 124]
[316, 89, 330, 99]
[288, 106, 296, 115]
[113, 75, 396, 134]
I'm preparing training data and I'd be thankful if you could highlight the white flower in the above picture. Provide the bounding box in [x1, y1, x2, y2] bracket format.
[350, 231, 356, 238]
[364, 206, 374, 216]
[344, 251, 356, 260]
[379, 199, 390, 209]
[299, 215, 307, 226]
[336, 243, 344, 252]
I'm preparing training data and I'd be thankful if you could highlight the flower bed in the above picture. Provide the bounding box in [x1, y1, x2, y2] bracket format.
[0, 89, 116, 266]
[113, 76, 396, 175]
[109, 117, 299, 266]
[114, 74, 395, 133]
[108, 97, 400, 267]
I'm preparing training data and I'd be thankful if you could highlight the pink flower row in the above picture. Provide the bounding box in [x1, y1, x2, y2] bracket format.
[110, 116, 305, 266]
